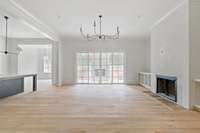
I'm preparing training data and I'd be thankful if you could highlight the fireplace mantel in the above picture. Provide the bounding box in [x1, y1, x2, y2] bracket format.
[157, 75, 177, 81]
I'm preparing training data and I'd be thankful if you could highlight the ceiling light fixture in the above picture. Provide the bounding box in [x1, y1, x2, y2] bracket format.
[80, 15, 120, 41]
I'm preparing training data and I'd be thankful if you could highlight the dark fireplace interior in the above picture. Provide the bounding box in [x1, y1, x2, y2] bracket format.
[157, 75, 177, 102]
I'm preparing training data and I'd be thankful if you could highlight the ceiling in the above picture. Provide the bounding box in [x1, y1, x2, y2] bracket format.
[13, 0, 183, 38]
[0, 14, 46, 38]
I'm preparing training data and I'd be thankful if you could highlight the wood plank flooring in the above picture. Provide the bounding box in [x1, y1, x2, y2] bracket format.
[0, 85, 200, 133]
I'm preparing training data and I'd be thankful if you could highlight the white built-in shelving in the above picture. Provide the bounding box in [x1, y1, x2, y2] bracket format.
[193, 79, 200, 111]
[138, 72, 152, 89]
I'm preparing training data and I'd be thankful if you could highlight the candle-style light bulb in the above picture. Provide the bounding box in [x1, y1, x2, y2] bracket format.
[117, 26, 120, 34]
[93, 21, 97, 34]
[80, 27, 83, 32]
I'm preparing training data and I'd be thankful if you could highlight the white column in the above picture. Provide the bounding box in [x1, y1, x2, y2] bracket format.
[58, 42, 63, 86]
[51, 41, 59, 86]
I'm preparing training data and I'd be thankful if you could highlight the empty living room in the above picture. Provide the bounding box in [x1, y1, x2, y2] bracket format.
[0, 0, 200, 132]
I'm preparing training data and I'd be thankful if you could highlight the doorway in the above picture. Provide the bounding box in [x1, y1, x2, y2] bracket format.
[18, 44, 52, 91]
[77, 52, 124, 84]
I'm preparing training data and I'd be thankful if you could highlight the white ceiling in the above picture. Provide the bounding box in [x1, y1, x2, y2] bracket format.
[13, 0, 183, 38]
[0, 14, 46, 38]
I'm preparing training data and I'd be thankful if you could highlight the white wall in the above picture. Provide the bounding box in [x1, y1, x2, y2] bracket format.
[18, 45, 39, 74]
[61, 36, 150, 85]
[18, 45, 52, 79]
[189, 0, 200, 106]
[151, 1, 190, 108]
[0, 36, 6, 74]
[0, 36, 18, 75]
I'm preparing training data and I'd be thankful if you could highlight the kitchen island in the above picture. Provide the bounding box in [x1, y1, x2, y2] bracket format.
[0, 74, 37, 98]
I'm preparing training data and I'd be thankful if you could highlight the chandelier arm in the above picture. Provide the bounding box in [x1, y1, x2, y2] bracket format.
[81, 32, 87, 38]
[92, 35, 99, 40]
[104, 34, 119, 40]
[80, 27, 88, 38]
[94, 26, 96, 34]
[86, 34, 98, 41]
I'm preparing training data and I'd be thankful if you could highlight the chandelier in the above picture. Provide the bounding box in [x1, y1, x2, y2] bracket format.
[80, 15, 120, 41]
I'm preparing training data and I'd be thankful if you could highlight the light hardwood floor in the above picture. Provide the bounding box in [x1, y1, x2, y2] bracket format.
[0, 85, 200, 133]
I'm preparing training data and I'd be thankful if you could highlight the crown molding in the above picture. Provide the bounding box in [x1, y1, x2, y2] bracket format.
[0, 0, 61, 42]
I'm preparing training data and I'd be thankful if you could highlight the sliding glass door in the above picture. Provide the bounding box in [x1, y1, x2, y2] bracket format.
[77, 52, 124, 84]
[101, 53, 113, 84]
[112, 53, 124, 83]
[88, 53, 101, 84]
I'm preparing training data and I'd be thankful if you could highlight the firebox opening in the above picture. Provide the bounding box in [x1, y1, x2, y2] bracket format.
[157, 75, 177, 102]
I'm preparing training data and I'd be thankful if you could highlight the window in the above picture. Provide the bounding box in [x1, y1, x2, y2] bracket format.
[77, 52, 124, 84]
[43, 56, 51, 73]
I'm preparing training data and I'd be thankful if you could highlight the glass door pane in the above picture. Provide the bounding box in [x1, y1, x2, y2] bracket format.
[113, 53, 124, 83]
[89, 53, 101, 84]
[77, 52, 124, 84]
[101, 53, 113, 84]
[77, 53, 89, 83]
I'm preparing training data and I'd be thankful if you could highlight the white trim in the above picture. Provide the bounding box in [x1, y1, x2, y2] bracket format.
[10, 38, 53, 45]
[58, 42, 63, 86]
[0, 0, 60, 41]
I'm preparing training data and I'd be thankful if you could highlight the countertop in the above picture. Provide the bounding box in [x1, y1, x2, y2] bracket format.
[0, 74, 37, 80]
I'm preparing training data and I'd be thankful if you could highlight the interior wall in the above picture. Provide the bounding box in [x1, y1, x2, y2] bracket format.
[151, 1, 190, 108]
[0, 36, 4, 74]
[18, 45, 52, 80]
[189, 0, 200, 107]
[61, 36, 150, 85]
[0, 36, 7, 74]
[0, 36, 18, 75]
[18, 45, 38, 74]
